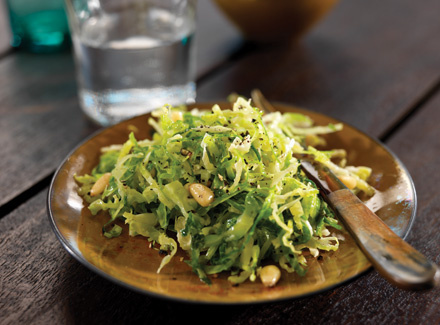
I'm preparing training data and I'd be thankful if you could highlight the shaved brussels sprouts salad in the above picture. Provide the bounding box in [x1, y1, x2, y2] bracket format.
[75, 97, 374, 286]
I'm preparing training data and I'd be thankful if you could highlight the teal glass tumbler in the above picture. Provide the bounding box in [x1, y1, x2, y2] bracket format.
[6, 0, 71, 53]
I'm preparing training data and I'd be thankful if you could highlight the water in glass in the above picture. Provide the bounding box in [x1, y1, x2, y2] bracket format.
[72, 4, 196, 125]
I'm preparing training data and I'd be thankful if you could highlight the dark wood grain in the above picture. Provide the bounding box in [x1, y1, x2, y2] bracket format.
[0, 1, 12, 56]
[0, 52, 96, 209]
[2, 0, 440, 324]
[196, 0, 242, 78]
[1, 63, 440, 325]
[197, 0, 440, 140]
[1, 96, 439, 323]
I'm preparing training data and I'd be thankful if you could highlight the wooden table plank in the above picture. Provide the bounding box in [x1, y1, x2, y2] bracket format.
[0, 1, 242, 209]
[196, 0, 242, 78]
[2, 1, 440, 324]
[1, 72, 439, 325]
[0, 52, 94, 209]
[0, 1, 12, 56]
[197, 0, 440, 139]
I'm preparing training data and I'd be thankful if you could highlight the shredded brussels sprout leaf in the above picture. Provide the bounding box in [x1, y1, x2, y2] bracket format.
[75, 98, 374, 285]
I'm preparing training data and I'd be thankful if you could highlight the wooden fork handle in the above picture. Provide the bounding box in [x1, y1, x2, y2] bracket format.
[328, 189, 440, 290]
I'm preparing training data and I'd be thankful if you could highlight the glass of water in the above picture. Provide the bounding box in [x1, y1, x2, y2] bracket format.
[65, 0, 197, 126]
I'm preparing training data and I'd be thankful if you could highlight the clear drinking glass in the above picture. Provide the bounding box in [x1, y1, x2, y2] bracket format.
[65, 0, 197, 126]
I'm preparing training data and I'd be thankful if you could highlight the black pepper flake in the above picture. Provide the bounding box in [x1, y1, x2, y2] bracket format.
[159, 249, 168, 256]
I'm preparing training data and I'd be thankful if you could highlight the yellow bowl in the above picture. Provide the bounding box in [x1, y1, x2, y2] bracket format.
[213, 0, 339, 43]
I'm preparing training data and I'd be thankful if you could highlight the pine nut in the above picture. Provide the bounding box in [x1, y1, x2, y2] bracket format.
[338, 175, 357, 189]
[90, 173, 111, 196]
[171, 111, 183, 122]
[188, 183, 214, 207]
[260, 265, 281, 287]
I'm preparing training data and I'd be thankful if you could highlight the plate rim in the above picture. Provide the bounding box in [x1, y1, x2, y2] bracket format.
[46, 101, 417, 305]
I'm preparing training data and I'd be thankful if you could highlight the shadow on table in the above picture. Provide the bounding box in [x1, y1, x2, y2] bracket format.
[58, 258, 248, 324]
[58, 255, 347, 325]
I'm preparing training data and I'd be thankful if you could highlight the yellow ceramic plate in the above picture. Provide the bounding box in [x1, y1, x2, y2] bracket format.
[47, 102, 416, 304]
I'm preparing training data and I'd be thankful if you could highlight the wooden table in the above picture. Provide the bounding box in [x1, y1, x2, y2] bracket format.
[1, 1, 440, 324]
